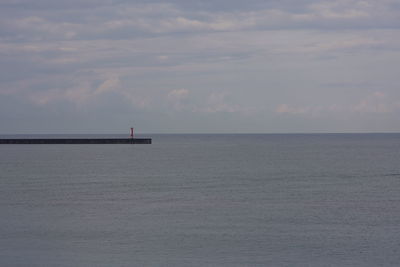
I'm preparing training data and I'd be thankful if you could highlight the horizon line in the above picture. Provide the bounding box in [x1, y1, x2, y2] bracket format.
[1, 132, 400, 135]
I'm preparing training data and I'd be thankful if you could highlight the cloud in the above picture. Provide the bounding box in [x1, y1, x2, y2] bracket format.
[28, 81, 91, 106]
[200, 92, 240, 113]
[95, 75, 120, 95]
[26, 74, 122, 107]
[307, 0, 370, 19]
[275, 104, 311, 115]
[165, 89, 250, 114]
[2, 0, 400, 44]
[167, 88, 189, 111]
[168, 88, 189, 99]
[354, 91, 400, 114]
[276, 91, 400, 118]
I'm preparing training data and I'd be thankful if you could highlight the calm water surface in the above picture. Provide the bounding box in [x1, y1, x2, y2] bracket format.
[1, 134, 400, 266]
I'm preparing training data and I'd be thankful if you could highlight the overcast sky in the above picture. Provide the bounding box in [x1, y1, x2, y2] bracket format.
[1, 0, 400, 133]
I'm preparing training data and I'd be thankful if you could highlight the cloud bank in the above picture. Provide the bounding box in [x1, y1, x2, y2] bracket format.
[1, 0, 400, 133]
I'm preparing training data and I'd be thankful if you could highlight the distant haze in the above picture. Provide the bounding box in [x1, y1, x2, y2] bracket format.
[1, 0, 400, 133]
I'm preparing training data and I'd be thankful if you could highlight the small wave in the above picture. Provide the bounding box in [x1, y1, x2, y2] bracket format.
[383, 173, 400, 177]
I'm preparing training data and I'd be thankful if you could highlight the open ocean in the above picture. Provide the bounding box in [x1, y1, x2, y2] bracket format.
[1, 133, 400, 266]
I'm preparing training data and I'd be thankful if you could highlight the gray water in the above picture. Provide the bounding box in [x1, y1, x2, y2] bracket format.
[1, 134, 400, 266]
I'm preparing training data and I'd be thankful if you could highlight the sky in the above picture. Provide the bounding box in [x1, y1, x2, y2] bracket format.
[1, 0, 400, 133]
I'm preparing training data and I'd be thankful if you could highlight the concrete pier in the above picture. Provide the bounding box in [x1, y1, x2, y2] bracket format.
[0, 138, 152, 144]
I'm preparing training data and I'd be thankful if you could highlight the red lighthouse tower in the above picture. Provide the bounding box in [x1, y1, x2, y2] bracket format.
[130, 127, 134, 138]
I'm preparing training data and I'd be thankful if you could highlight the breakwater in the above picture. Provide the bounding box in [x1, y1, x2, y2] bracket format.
[0, 138, 152, 144]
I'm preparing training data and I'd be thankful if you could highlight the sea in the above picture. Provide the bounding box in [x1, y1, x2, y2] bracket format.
[0, 133, 400, 266]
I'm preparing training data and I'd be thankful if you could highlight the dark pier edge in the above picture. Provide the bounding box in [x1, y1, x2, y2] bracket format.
[0, 138, 152, 144]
